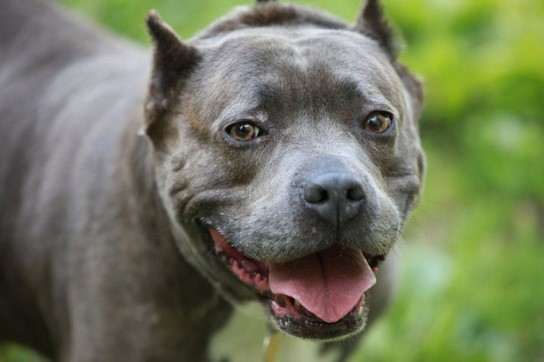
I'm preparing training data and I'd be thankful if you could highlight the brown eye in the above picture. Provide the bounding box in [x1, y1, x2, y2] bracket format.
[227, 122, 261, 141]
[363, 112, 393, 134]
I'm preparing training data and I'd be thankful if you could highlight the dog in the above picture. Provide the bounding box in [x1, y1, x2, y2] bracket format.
[0, 0, 425, 360]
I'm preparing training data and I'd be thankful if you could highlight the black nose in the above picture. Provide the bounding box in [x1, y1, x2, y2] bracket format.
[302, 173, 365, 226]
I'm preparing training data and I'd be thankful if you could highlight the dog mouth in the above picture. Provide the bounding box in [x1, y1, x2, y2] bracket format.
[207, 227, 385, 339]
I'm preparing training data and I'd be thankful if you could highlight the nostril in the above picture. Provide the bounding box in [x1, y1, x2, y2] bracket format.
[303, 184, 329, 204]
[346, 185, 365, 201]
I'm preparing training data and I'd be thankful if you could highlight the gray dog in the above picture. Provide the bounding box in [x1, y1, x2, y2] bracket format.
[0, 0, 425, 360]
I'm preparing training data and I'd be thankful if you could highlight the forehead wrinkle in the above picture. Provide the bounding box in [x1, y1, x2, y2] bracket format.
[293, 34, 406, 109]
[194, 29, 406, 128]
[256, 64, 369, 118]
[266, 36, 403, 113]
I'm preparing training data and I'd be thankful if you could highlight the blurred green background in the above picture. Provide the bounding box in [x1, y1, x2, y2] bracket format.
[1, 0, 543, 361]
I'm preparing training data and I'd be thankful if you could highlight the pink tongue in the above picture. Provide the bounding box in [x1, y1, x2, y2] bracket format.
[269, 244, 376, 324]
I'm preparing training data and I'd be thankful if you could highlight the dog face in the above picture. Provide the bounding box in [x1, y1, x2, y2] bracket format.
[144, 0, 424, 340]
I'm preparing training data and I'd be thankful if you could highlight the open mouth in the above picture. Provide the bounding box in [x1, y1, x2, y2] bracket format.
[207, 227, 385, 339]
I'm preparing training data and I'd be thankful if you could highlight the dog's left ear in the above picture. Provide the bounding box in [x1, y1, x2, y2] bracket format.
[355, 0, 424, 119]
[145, 11, 200, 138]
[354, 0, 397, 59]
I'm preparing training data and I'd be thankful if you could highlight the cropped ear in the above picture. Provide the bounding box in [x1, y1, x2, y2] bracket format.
[256, 0, 277, 3]
[354, 1, 423, 118]
[145, 11, 200, 136]
[354, 0, 397, 59]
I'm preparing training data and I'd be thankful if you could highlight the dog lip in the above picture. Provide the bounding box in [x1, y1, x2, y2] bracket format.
[267, 294, 368, 339]
[203, 224, 386, 338]
[270, 293, 365, 323]
[209, 227, 271, 294]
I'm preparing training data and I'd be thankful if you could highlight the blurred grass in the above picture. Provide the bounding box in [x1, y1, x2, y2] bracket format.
[1, 0, 543, 361]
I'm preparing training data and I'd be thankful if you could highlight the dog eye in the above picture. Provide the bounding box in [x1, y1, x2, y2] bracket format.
[227, 121, 261, 142]
[362, 112, 393, 134]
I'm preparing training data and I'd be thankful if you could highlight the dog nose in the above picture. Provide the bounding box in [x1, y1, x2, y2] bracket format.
[302, 173, 365, 226]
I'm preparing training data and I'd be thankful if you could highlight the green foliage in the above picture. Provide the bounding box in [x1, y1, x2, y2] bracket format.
[0, 345, 45, 362]
[353, 1, 544, 360]
[2, 0, 542, 361]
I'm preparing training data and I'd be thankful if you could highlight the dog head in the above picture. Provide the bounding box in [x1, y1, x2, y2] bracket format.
[144, 0, 424, 340]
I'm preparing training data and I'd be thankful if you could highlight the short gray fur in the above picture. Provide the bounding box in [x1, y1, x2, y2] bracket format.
[0, 0, 424, 360]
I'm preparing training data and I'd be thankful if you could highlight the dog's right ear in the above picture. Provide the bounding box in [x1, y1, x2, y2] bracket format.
[145, 11, 200, 138]
[256, 0, 278, 3]
[354, 0, 397, 59]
